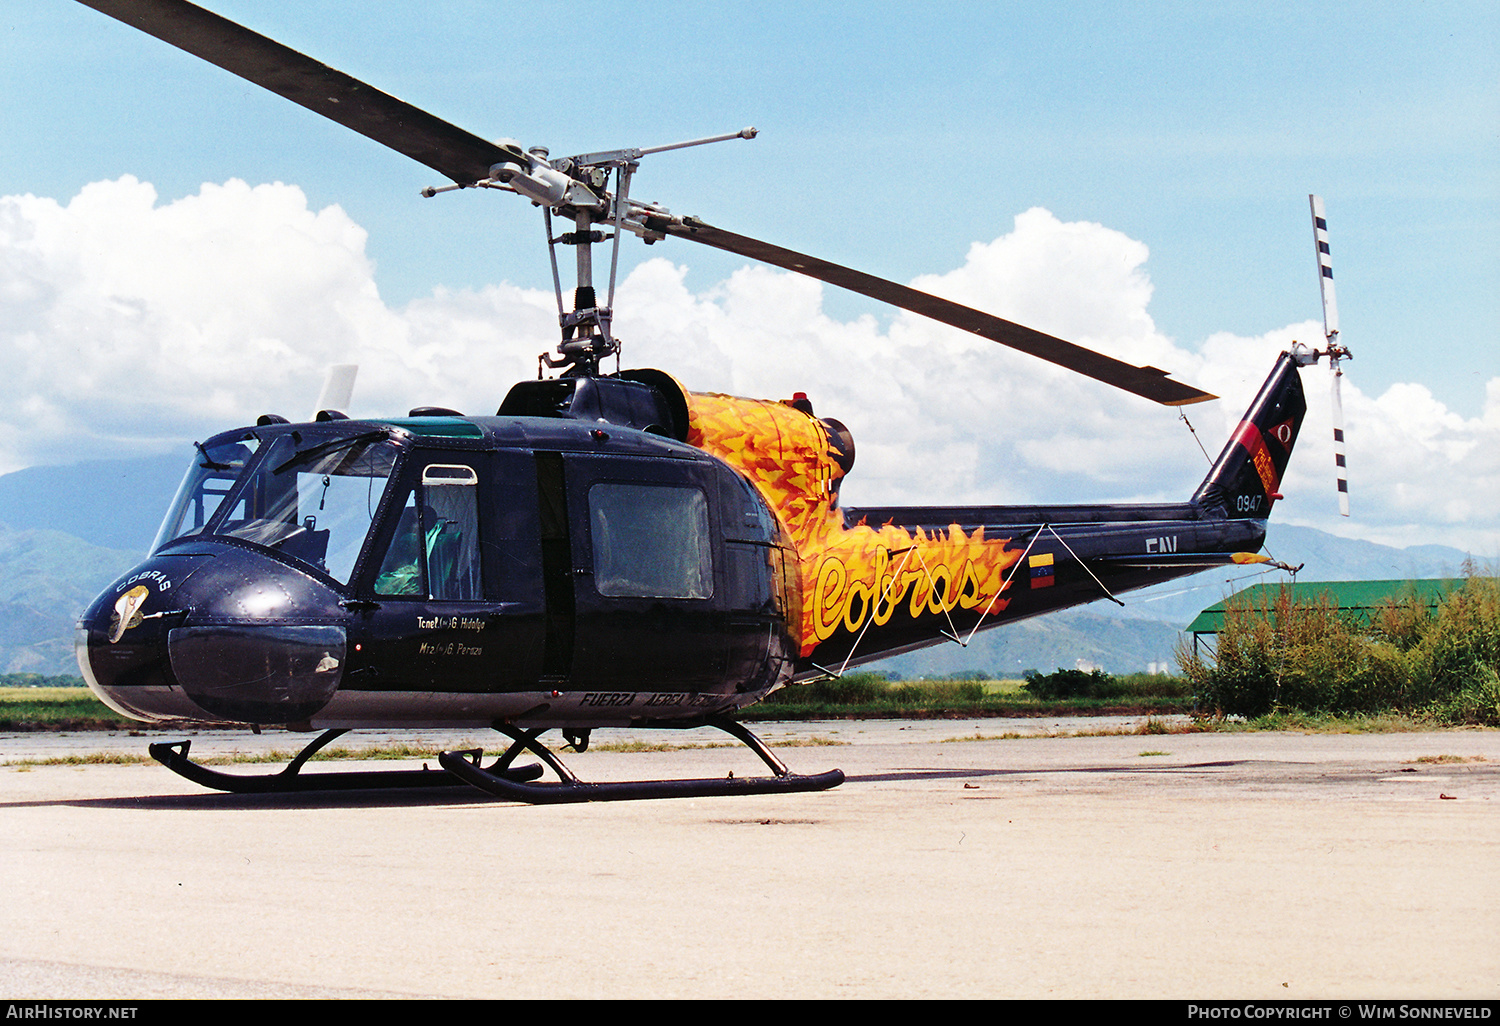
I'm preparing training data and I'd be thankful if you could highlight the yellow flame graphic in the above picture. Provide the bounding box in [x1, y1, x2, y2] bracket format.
[686, 391, 1020, 658]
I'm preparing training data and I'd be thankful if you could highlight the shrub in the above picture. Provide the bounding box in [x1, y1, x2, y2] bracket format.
[1179, 574, 1500, 725]
[805, 671, 888, 704]
[1110, 672, 1193, 699]
[1022, 667, 1116, 700]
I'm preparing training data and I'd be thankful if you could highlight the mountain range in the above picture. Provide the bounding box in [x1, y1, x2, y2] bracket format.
[0, 453, 1479, 677]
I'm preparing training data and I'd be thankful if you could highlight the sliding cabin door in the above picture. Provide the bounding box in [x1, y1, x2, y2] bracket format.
[561, 453, 728, 692]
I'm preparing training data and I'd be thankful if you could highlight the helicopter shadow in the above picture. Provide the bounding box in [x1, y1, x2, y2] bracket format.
[0, 785, 505, 812]
[0, 759, 1253, 811]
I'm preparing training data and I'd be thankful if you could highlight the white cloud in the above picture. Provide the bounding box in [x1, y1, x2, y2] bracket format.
[2, 178, 392, 460]
[2, 178, 1496, 558]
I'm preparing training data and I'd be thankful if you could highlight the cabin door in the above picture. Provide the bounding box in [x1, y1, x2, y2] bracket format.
[560, 453, 728, 692]
[349, 453, 543, 695]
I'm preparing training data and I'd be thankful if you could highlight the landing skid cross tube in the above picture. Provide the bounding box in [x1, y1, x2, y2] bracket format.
[437, 717, 846, 804]
[148, 730, 543, 794]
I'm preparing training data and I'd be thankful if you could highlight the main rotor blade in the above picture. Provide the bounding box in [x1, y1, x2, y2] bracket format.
[656, 217, 1216, 406]
[79, 1, 1217, 408]
[77, 0, 511, 185]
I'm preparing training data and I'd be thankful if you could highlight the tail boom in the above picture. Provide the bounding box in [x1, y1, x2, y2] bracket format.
[683, 353, 1307, 677]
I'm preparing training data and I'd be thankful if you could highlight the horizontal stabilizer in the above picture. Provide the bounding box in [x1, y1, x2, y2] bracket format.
[1099, 551, 1274, 570]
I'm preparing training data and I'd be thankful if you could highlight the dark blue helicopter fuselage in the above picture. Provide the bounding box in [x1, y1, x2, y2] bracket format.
[78, 413, 799, 730]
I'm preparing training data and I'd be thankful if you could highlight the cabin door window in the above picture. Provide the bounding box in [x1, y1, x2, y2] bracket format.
[373, 464, 481, 600]
[587, 482, 713, 600]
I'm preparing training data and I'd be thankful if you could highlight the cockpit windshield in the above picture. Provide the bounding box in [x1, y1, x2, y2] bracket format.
[153, 435, 261, 550]
[153, 430, 400, 585]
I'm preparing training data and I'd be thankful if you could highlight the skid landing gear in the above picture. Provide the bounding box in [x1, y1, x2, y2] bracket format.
[438, 716, 845, 804]
[148, 729, 543, 795]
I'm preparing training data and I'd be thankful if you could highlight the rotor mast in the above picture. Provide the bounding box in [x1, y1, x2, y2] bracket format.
[426, 128, 759, 377]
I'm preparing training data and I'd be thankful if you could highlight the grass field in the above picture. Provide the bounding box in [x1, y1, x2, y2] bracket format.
[0, 675, 1191, 732]
[0, 686, 129, 729]
[742, 673, 1192, 719]
[3, 678, 1480, 738]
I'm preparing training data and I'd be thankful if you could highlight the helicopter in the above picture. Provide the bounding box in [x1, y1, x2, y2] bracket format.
[72, 0, 1328, 804]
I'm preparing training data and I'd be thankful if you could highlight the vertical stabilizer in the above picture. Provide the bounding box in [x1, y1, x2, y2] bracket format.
[1193, 354, 1307, 519]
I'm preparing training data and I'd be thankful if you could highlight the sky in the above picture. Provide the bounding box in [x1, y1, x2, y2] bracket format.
[1, 1, 1497, 557]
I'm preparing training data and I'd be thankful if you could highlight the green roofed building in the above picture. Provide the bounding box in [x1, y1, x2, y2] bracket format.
[1186, 579, 1466, 654]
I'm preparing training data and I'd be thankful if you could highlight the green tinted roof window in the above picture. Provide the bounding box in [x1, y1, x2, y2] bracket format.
[377, 417, 484, 438]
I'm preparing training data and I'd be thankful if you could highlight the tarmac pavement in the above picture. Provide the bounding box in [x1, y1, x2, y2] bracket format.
[1, 718, 1496, 999]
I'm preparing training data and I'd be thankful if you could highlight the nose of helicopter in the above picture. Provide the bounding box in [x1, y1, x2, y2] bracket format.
[78, 548, 347, 726]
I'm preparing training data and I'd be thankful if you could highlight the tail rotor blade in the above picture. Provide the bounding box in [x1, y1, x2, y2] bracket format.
[1311, 195, 1350, 517]
[1310, 195, 1339, 341]
[1331, 362, 1349, 517]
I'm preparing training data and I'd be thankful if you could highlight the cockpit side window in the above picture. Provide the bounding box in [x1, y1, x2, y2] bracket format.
[375, 492, 424, 597]
[373, 464, 482, 600]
